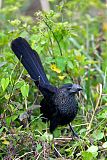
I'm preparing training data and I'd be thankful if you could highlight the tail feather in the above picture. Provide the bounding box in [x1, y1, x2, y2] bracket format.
[11, 37, 49, 85]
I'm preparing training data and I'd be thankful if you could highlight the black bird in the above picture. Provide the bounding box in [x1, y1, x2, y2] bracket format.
[11, 37, 82, 137]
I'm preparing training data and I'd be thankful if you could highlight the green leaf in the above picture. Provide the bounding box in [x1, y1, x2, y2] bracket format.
[53, 129, 61, 138]
[79, 128, 87, 134]
[69, 37, 80, 49]
[4, 94, 10, 100]
[92, 131, 104, 140]
[82, 151, 93, 160]
[102, 142, 107, 148]
[0, 127, 5, 133]
[21, 83, 29, 98]
[11, 115, 18, 121]
[1, 78, 9, 91]
[87, 145, 98, 158]
[5, 117, 11, 126]
[15, 80, 25, 89]
[67, 61, 73, 69]
[36, 143, 42, 152]
[0, 62, 7, 68]
[41, 132, 53, 142]
[87, 145, 98, 153]
[96, 132, 104, 140]
[56, 57, 67, 71]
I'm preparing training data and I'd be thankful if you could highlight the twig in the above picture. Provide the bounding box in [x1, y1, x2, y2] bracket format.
[43, 15, 63, 56]
[98, 148, 107, 153]
[36, 151, 43, 160]
[72, 123, 89, 127]
[87, 84, 102, 133]
[24, 98, 28, 110]
[54, 137, 73, 141]
[47, 28, 55, 58]
[43, 142, 46, 159]
[14, 151, 35, 160]
[7, 62, 22, 106]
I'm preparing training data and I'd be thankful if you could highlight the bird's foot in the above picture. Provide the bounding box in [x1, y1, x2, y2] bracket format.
[69, 124, 79, 138]
[72, 131, 79, 138]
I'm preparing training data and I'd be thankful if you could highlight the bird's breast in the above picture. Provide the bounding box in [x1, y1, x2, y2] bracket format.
[54, 91, 78, 119]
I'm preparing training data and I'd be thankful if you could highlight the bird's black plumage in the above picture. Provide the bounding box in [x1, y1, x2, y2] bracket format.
[11, 37, 82, 136]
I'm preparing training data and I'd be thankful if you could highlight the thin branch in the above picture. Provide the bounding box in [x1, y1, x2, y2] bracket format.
[43, 16, 63, 56]
[7, 62, 22, 106]
[54, 137, 73, 141]
[14, 151, 35, 160]
[36, 151, 43, 160]
[87, 84, 102, 133]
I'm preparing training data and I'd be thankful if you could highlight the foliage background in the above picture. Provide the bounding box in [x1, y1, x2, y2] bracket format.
[0, 0, 107, 159]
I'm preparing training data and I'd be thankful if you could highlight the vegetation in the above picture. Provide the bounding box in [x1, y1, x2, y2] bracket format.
[0, 0, 107, 159]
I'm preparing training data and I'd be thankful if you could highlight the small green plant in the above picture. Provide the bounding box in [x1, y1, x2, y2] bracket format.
[0, 0, 107, 159]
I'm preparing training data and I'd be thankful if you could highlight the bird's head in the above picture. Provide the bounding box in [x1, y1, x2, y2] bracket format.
[60, 83, 82, 94]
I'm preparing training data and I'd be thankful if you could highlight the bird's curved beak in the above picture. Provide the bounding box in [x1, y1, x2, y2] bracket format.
[70, 84, 82, 93]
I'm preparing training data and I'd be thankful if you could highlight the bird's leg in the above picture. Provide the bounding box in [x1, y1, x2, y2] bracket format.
[69, 124, 79, 138]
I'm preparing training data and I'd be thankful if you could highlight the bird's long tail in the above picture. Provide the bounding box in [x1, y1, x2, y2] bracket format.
[11, 37, 49, 86]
